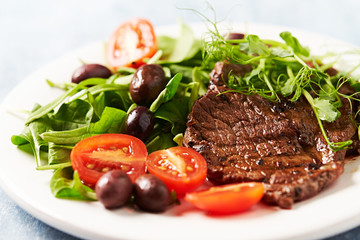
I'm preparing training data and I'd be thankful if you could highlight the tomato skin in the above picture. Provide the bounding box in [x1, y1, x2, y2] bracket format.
[106, 18, 157, 69]
[70, 134, 147, 187]
[185, 182, 265, 214]
[146, 147, 207, 195]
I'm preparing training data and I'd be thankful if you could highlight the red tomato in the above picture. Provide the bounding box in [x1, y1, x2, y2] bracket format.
[185, 182, 265, 214]
[106, 18, 157, 69]
[146, 147, 207, 195]
[70, 134, 147, 187]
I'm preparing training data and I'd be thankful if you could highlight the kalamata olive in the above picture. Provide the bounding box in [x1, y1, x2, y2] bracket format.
[125, 106, 154, 141]
[228, 32, 245, 40]
[129, 64, 166, 106]
[95, 170, 133, 209]
[71, 64, 112, 84]
[134, 174, 171, 213]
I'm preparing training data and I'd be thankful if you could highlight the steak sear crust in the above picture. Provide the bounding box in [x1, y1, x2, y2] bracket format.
[183, 62, 357, 209]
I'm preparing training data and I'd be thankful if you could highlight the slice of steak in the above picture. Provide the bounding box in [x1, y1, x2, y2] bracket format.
[209, 61, 252, 86]
[183, 63, 357, 209]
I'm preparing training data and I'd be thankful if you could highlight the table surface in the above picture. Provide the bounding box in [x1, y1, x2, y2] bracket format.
[1, 0, 360, 239]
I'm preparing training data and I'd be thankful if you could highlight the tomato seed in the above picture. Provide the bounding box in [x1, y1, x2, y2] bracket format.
[122, 147, 129, 153]
[86, 164, 95, 169]
[186, 166, 194, 171]
[121, 165, 129, 171]
[102, 167, 111, 172]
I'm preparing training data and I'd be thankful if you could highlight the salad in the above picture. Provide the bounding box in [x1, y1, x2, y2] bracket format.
[10, 17, 360, 214]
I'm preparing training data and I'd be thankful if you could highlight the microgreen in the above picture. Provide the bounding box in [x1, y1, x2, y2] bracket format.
[202, 23, 359, 151]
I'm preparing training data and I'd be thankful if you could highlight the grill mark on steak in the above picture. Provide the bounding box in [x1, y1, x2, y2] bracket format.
[183, 62, 358, 209]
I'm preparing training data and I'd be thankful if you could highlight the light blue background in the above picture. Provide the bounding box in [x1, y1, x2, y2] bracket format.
[1, 0, 360, 239]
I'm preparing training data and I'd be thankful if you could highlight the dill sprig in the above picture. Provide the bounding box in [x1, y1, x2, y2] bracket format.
[202, 24, 359, 151]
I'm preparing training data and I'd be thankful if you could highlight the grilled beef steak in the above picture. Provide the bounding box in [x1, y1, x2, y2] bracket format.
[183, 62, 358, 209]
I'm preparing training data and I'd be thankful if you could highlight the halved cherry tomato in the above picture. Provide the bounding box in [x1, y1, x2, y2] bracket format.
[146, 146, 207, 195]
[106, 18, 157, 69]
[185, 182, 265, 214]
[70, 134, 147, 187]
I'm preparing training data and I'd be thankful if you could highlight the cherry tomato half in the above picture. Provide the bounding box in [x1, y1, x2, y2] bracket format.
[70, 134, 147, 187]
[146, 146, 207, 195]
[106, 18, 157, 69]
[185, 182, 265, 214]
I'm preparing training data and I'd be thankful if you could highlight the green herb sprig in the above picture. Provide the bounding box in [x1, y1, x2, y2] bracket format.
[202, 26, 359, 151]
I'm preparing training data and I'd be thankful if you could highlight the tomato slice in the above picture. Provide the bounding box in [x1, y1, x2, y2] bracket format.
[70, 134, 147, 187]
[185, 182, 265, 214]
[106, 18, 157, 69]
[146, 146, 207, 195]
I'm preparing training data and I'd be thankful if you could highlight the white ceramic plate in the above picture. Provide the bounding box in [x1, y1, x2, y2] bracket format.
[1, 23, 360, 240]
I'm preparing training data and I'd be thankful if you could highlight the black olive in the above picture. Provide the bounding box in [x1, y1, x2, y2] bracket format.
[71, 64, 112, 84]
[129, 64, 166, 106]
[125, 106, 154, 141]
[228, 32, 245, 40]
[133, 174, 171, 213]
[95, 170, 133, 209]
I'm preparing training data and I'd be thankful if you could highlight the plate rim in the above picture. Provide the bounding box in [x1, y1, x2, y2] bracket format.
[1, 21, 360, 240]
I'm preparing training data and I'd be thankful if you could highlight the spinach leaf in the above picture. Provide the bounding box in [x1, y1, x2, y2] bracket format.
[149, 73, 182, 112]
[25, 78, 105, 124]
[168, 65, 194, 83]
[11, 127, 35, 155]
[192, 67, 209, 96]
[154, 97, 189, 136]
[48, 142, 72, 165]
[17, 104, 53, 167]
[41, 107, 127, 145]
[50, 167, 96, 200]
[90, 106, 127, 134]
[40, 127, 89, 145]
[50, 99, 93, 130]
[146, 132, 177, 154]
[157, 35, 176, 59]
[158, 20, 201, 63]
